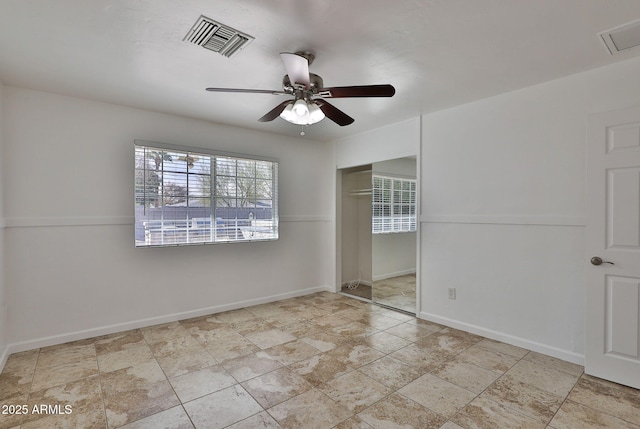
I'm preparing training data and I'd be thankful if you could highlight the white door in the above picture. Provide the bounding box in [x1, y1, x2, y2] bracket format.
[586, 106, 640, 389]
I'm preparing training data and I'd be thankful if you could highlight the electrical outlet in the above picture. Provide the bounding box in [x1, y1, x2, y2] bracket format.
[448, 288, 456, 300]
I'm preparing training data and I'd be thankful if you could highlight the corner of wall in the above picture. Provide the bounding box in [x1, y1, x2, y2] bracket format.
[0, 79, 8, 372]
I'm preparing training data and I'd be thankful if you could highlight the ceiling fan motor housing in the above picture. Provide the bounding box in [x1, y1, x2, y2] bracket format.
[282, 73, 324, 94]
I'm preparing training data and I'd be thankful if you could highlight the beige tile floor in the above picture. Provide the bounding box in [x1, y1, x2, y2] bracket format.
[1, 292, 639, 429]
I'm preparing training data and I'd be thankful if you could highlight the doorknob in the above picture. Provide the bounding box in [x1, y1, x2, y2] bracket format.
[591, 256, 614, 266]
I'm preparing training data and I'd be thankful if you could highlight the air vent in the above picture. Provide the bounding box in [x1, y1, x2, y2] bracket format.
[184, 15, 253, 58]
[600, 19, 640, 55]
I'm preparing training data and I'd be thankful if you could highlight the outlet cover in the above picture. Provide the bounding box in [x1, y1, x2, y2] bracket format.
[448, 288, 456, 300]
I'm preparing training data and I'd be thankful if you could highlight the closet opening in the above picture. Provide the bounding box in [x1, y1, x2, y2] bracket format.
[338, 157, 417, 315]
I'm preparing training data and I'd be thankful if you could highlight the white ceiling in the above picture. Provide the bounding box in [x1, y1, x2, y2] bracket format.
[1, 0, 640, 142]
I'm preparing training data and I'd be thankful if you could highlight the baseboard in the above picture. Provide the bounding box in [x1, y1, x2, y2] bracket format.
[372, 269, 416, 282]
[341, 280, 372, 288]
[6, 285, 333, 356]
[419, 311, 584, 366]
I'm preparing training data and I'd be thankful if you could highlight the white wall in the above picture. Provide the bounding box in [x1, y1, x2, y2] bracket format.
[335, 118, 420, 169]
[420, 55, 640, 364]
[0, 80, 7, 369]
[3, 88, 334, 350]
[372, 232, 416, 280]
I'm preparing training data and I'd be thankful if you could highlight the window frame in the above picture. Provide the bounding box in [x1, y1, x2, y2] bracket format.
[372, 174, 417, 234]
[134, 140, 279, 247]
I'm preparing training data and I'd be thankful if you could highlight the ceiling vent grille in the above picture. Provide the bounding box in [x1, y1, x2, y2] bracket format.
[185, 15, 253, 58]
[600, 19, 640, 55]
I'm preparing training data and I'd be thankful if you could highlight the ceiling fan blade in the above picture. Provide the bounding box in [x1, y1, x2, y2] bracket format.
[318, 84, 395, 98]
[258, 100, 292, 122]
[206, 87, 288, 95]
[280, 52, 311, 88]
[316, 100, 354, 126]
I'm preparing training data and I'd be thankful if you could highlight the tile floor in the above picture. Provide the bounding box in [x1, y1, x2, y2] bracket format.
[1, 292, 639, 429]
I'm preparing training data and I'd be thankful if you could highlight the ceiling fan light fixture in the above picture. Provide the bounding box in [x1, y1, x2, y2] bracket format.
[280, 100, 324, 125]
[293, 99, 309, 116]
[279, 103, 295, 121]
[307, 102, 325, 124]
[291, 110, 310, 125]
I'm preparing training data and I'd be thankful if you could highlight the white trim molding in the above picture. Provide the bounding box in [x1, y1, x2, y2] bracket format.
[5, 216, 134, 228]
[421, 214, 586, 227]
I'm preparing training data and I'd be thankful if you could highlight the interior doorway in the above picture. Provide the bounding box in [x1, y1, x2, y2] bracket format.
[339, 157, 417, 314]
[585, 106, 640, 389]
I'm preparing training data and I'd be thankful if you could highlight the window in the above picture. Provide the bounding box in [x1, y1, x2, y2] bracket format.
[135, 141, 278, 247]
[372, 174, 416, 234]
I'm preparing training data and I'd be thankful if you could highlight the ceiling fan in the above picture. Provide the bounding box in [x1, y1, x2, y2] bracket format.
[205, 52, 395, 129]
